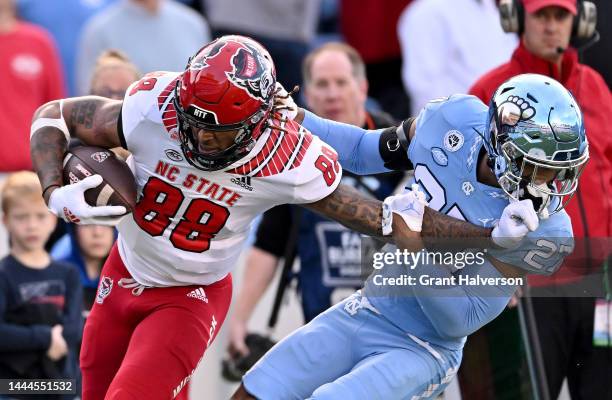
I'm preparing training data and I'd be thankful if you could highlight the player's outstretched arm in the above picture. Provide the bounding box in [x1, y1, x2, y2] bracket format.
[422, 208, 493, 241]
[308, 184, 536, 251]
[30, 97, 122, 203]
[297, 109, 393, 174]
[304, 183, 384, 237]
[304, 184, 494, 242]
[278, 85, 413, 173]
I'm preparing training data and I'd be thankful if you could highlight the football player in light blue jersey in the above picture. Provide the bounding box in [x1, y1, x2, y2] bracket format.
[232, 74, 589, 400]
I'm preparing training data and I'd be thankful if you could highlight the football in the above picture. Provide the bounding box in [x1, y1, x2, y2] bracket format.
[62, 146, 137, 213]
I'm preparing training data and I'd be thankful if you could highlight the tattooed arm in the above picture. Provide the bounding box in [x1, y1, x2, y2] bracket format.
[422, 208, 493, 240]
[296, 108, 497, 243]
[30, 97, 122, 203]
[304, 184, 384, 237]
[303, 184, 494, 244]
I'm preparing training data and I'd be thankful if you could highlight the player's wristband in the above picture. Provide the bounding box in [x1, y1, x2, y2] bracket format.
[42, 184, 61, 203]
[379, 119, 415, 171]
[30, 100, 70, 142]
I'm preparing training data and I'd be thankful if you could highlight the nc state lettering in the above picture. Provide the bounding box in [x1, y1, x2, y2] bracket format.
[155, 160, 242, 207]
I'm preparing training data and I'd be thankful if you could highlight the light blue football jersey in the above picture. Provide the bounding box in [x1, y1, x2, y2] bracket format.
[406, 95, 573, 270]
[364, 95, 574, 349]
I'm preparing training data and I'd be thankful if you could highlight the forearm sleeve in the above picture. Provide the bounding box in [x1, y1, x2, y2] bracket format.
[302, 110, 389, 175]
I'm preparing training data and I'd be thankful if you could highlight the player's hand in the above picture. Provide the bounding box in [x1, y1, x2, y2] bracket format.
[47, 175, 126, 226]
[46, 325, 68, 361]
[492, 199, 539, 249]
[382, 184, 428, 235]
[227, 319, 250, 358]
[273, 82, 298, 120]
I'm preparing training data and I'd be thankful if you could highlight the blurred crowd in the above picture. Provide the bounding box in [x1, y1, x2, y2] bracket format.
[0, 0, 610, 399]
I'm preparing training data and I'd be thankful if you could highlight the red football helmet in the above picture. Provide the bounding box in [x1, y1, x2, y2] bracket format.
[173, 35, 277, 171]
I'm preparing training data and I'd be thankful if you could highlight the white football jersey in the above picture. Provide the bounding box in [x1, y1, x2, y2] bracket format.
[117, 72, 342, 286]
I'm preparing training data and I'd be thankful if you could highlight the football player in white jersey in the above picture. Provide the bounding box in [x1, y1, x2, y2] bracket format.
[30, 36, 534, 400]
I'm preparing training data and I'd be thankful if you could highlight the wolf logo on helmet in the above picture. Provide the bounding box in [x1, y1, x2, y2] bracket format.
[188, 40, 226, 71]
[226, 42, 276, 102]
[188, 38, 275, 103]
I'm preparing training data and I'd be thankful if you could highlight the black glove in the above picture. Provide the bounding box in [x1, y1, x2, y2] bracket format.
[221, 333, 276, 382]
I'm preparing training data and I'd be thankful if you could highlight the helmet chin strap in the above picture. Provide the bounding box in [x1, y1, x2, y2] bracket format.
[495, 153, 552, 219]
[518, 181, 551, 219]
[493, 155, 506, 181]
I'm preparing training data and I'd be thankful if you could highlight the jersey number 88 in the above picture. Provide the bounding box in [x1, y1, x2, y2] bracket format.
[134, 177, 230, 253]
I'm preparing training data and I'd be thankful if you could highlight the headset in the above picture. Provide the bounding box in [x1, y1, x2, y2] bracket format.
[499, 0, 597, 41]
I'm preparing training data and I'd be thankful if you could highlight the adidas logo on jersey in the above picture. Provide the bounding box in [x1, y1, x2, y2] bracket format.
[187, 288, 208, 303]
[231, 176, 253, 191]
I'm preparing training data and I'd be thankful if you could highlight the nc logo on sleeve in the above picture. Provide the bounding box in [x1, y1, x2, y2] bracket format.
[96, 276, 113, 304]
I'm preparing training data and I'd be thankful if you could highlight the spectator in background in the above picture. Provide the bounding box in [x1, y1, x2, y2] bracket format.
[469, 0, 612, 398]
[88, 49, 141, 100]
[51, 225, 115, 313]
[340, 0, 412, 120]
[398, 0, 517, 116]
[88, 49, 140, 160]
[227, 42, 403, 360]
[203, 0, 321, 91]
[0, 172, 82, 397]
[76, 0, 210, 95]
[17, 0, 116, 96]
[0, 0, 66, 173]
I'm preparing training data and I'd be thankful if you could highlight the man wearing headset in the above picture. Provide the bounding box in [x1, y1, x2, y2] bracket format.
[470, 0, 612, 398]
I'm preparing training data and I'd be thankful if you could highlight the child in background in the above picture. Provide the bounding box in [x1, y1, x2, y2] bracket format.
[52, 225, 115, 312]
[0, 171, 82, 398]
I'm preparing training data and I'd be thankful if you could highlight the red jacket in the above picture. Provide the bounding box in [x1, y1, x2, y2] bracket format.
[340, 0, 412, 63]
[0, 22, 66, 171]
[470, 41, 612, 286]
